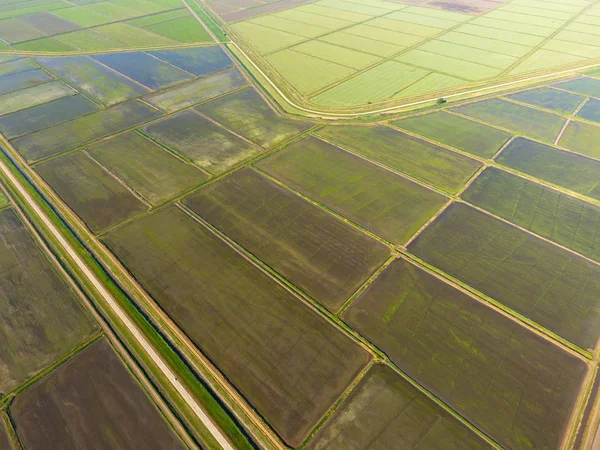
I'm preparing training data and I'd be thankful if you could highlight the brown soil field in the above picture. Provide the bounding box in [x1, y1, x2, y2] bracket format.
[103, 206, 372, 446]
[0, 422, 13, 450]
[11, 339, 186, 450]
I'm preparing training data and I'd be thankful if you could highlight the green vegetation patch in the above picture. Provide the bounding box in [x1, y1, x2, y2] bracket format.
[317, 125, 482, 193]
[0, 81, 74, 117]
[184, 168, 390, 311]
[307, 365, 492, 449]
[344, 258, 587, 450]
[496, 137, 600, 201]
[408, 202, 600, 350]
[38, 56, 149, 106]
[35, 151, 148, 233]
[0, 69, 53, 96]
[11, 339, 187, 449]
[0, 208, 98, 393]
[319, 32, 403, 57]
[197, 87, 312, 149]
[12, 100, 161, 162]
[506, 87, 585, 114]
[396, 50, 500, 81]
[230, 21, 305, 54]
[558, 119, 600, 159]
[266, 49, 355, 95]
[93, 22, 177, 46]
[56, 28, 128, 51]
[127, 8, 187, 27]
[554, 76, 600, 97]
[84, 1, 145, 20]
[145, 68, 246, 113]
[394, 111, 512, 158]
[257, 136, 447, 244]
[291, 40, 381, 70]
[14, 37, 77, 52]
[0, 191, 7, 208]
[247, 15, 329, 38]
[88, 131, 207, 204]
[576, 99, 600, 124]
[143, 109, 259, 173]
[311, 61, 428, 107]
[454, 98, 567, 142]
[51, 7, 114, 27]
[463, 167, 600, 262]
[103, 205, 371, 447]
[0, 94, 98, 139]
[145, 16, 212, 43]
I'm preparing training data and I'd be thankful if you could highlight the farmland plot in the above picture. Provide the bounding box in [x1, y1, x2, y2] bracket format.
[558, 120, 600, 159]
[393, 111, 512, 158]
[149, 46, 233, 77]
[0, 81, 74, 117]
[12, 100, 161, 162]
[307, 364, 492, 450]
[144, 16, 212, 43]
[0, 59, 39, 77]
[554, 76, 600, 97]
[37, 56, 150, 106]
[506, 87, 586, 114]
[344, 258, 587, 449]
[11, 339, 186, 450]
[184, 168, 390, 312]
[143, 110, 259, 173]
[0, 422, 13, 450]
[0, 95, 98, 139]
[453, 98, 567, 142]
[88, 131, 206, 204]
[35, 151, 148, 233]
[0, 208, 97, 393]
[197, 87, 313, 149]
[408, 202, 600, 350]
[463, 167, 600, 262]
[103, 206, 371, 446]
[496, 137, 600, 201]
[257, 136, 447, 243]
[0, 70, 53, 96]
[92, 52, 193, 90]
[317, 125, 482, 193]
[576, 99, 600, 124]
[145, 68, 247, 113]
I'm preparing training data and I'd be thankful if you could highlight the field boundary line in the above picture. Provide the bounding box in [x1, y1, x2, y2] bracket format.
[0, 139, 235, 450]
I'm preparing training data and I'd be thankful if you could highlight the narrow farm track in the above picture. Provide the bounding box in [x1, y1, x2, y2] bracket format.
[0, 152, 235, 450]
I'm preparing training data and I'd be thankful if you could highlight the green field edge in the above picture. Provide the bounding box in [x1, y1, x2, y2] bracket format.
[0, 144, 257, 450]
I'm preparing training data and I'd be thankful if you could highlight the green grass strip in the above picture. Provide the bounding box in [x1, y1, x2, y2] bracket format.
[0, 146, 254, 450]
[187, 0, 228, 42]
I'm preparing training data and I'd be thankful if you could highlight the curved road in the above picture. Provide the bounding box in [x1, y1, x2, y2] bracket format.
[0, 154, 234, 450]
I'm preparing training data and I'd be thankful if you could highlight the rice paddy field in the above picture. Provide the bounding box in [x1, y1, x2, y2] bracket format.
[3, 4, 600, 450]
[203, 0, 600, 110]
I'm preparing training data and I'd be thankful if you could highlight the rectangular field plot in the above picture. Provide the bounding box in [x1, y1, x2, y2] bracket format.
[19, 11, 81, 34]
[343, 259, 587, 450]
[92, 52, 193, 90]
[319, 32, 403, 57]
[51, 7, 114, 27]
[87, 131, 207, 204]
[0, 81, 74, 117]
[576, 99, 600, 124]
[393, 111, 512, 158]
[311, 61, 429, 107]
[554, 76, 600, 97]
[506, 87, 585, 114]
[0, 59, 39, 77]
[12, 100, 161, 162]
[103, 206, 371, 446]
[408, 202, 600, 350]
[0, 69, 53, 96]
[149, 46, 232, 77]
[558, 120, 600, 159]
[307, 365, 491, 450]
[463, 167, 600, 262]
[317, 126, 482, 193]
[37, 56, 150, 106]
[0, 95, 98, 139]
[496, 137, 600, 201]
[257, 136, 447, 244]
[291, 40, 381, 70]
[453, 98, 567, 142]
[230, 21, 306, 54]
[143, 110, 259, 173]
[145, 68, 247, 113]
[184, 168, 390, 311]
[0, 208, 97, 393]
[144, 16, 212, 43]
[35, 152, 148, 233]
[11, 339, 186, 450]
[197, 87, 312, 149]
